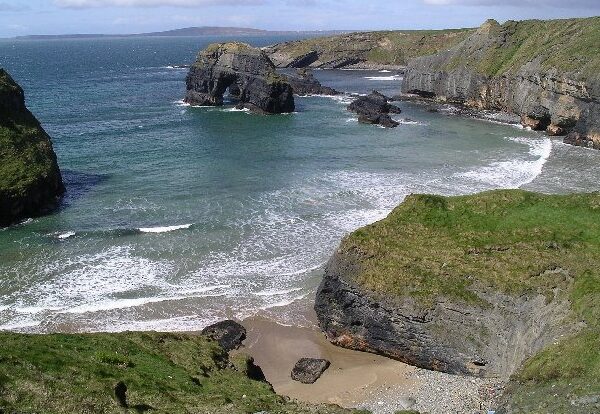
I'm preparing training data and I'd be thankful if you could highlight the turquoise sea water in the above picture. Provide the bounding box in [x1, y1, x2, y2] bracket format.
[1, 36, 600, 332]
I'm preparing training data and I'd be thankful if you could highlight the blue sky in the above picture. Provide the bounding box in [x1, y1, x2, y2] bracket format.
[1, 0, 599, 37]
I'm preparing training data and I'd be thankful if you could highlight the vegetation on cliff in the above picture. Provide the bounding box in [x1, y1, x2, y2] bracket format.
[265, 29, 473, 69]
[442, 17, 600, 78]
[334, 190, 600, 412]
[0, 331, 364, 414]
[0, 69, 64, 226]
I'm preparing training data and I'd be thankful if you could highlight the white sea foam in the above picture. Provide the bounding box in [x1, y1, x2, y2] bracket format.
[253, 287, 302, 297]
[364, 75, 403, 81]
[57, 232, 76, 240]
[259, 293, 309, 310]
[379, 70, 392, 73]
[458, 137, 552, 188]
[223, 107, 250, 113]
[346, 117, 358, 122]
[139, 224, 192, 233]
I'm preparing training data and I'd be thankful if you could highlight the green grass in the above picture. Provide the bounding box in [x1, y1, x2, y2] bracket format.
[0, 331, 365, 414]
[343, 190, 600, 309]
[443, 17, 600, 78]
[0, 69, 60, 198]
[502, 330, 600, 413]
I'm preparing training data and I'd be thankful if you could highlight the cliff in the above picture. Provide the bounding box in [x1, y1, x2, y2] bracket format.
[316, 190, 600, 413]
[0, 330, 363, 414]
[0, 69, 64, 227]
[401, 17, 600, 148]
[185, 42, 295, 114]
[265, 29, 473, 69]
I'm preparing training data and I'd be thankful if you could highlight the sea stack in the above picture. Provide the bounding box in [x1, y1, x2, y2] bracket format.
[0, 69, 64, 227]
[184, 42, 295, 114]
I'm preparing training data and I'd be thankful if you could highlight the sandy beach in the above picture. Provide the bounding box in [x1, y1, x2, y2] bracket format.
[241, 314, 505, 414]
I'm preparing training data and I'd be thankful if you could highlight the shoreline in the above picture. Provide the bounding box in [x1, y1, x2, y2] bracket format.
[240, 315, 505, 414]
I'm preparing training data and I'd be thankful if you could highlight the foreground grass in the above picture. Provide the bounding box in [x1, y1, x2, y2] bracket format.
[0, 332, 363, 414]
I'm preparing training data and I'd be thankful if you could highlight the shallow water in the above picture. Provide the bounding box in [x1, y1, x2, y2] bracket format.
[1, 36, 600, 332]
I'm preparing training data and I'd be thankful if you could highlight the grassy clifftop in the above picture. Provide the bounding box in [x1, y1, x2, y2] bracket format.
[0, 69, 64, 226]
[0, 331, 363, 414]
[265, 29, 473, 69]
[441, 17, 600, 78]
[338, 189, 600, 412]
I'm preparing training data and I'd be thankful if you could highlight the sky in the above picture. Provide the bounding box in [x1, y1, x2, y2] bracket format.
[0, 0, 599, 37]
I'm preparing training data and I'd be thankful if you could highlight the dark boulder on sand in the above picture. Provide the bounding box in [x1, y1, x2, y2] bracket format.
[291, 358, 331, 384]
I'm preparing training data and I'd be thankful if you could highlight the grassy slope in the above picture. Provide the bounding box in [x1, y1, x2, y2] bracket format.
[269, 29, 473, 66]
[445, 17, 600, 78]
[0, 69, 59, 199]
[0, 331, 365, 414]
[340, 190, 600, 412]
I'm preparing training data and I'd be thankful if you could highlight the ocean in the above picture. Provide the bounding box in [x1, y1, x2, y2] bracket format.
[1, 36, 600, 333]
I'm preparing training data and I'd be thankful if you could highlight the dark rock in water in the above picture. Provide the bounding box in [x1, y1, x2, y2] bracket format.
[291, 358, 331, 384]
[184, 42, 294, 114]
[564, 131, 600, 150]
[0, 69, 65, 227]
[201, 320, 247, 352]
[285, 68, 339, 96]
[347, 91, 401, 128]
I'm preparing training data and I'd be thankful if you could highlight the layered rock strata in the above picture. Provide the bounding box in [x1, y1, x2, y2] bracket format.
[401, 18, 600, 149]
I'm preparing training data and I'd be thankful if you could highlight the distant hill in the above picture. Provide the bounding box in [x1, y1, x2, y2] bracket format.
[15, 27, 348, 40]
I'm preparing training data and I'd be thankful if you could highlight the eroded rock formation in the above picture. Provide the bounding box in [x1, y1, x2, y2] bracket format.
[184, 42, 295, 114]
[401, 18, 600, 149]
[0, 69, 64, 227]
[285, 68, 339, 96]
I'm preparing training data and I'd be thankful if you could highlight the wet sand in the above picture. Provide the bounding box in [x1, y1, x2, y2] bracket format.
[241, 315, 417, 408]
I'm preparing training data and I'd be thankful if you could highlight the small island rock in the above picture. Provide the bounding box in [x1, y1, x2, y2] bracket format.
[184, 42, 294, 114]
[347, 91, 402, 128]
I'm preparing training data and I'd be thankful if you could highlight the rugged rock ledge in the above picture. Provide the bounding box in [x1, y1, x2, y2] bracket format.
[315, 190, 600, 412]
[401, 18, 600, 149]
[285, 68, 339, 96]
[0, 69, 64, 227]
[265, 29, 473, 70]
[185, 42, 295, 114]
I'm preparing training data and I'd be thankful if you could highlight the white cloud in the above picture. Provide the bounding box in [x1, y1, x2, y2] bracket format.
[55, 0, 264, 8]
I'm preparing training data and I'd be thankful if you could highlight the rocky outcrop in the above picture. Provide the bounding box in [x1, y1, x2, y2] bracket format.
[201, 320, 247, 352]
[285, 68, 339, 96]
[265, 29, 473, 70]
[0, 69, 64, 227]
[401, 18, 600, 148]
[185, 42, 294, 114]
[347, 91, 401, 128]
[315, 191, 590, 379]
[291, 358, 331, 384]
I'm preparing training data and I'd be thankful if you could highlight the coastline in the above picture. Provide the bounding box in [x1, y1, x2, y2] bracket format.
[240, 315, 504, 414]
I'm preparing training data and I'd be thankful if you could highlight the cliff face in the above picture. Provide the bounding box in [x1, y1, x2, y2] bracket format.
[401, 18, 600, 148]
[0, 69, 64, 227]
[265, 29, 473, 70]
[315, 190, 600, 412]
[185, 42, 294, 114]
